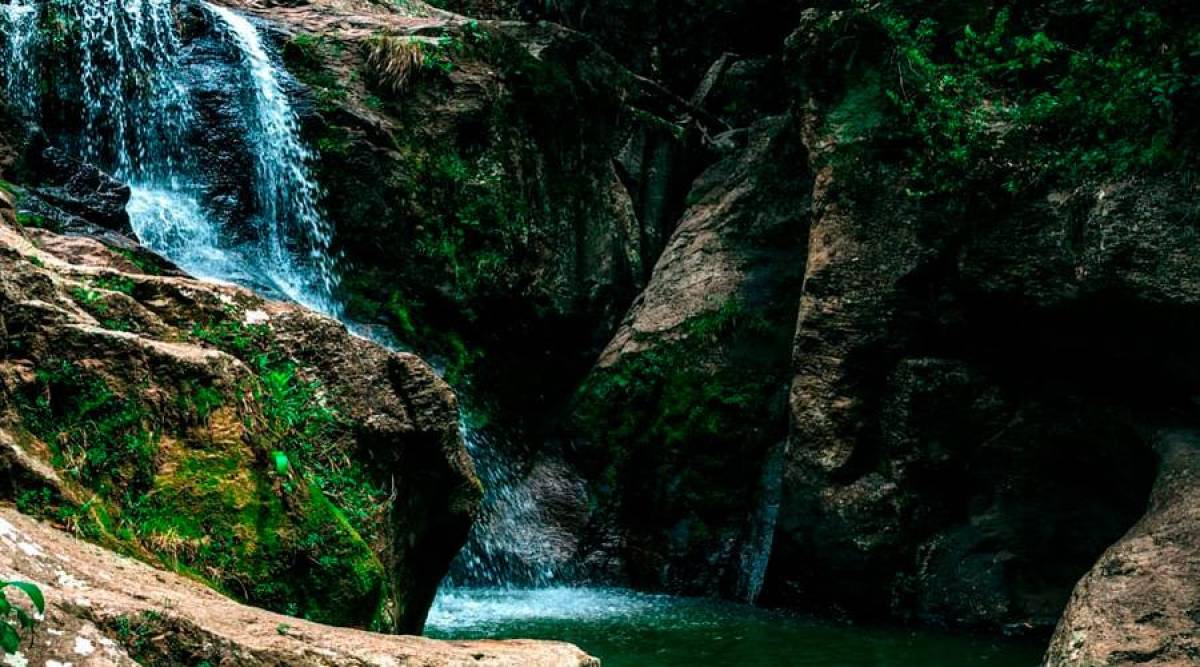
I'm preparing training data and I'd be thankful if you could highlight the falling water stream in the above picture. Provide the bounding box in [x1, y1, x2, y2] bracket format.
[0, 2, 1047, 664]
[0, 0, 37, 117]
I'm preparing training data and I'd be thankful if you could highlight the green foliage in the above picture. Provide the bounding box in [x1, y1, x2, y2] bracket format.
[191, 312, 388, 540]
[573, 298, 789, 530]
[0, 581, 44, 654]
[12, 311, 389, 627]
[190, 318, 271, 355]
[92, 274, 135, 295]
[114, 248, 165, 276]
[283, 33, 350, 113]
[110, 611, 166, 659]
[827, 1, 1200, 199]
[71, 286, 107, 313]
[18, 360, 158, 504]
[14, 212, 58, 232]
[175, 381, 223, 422]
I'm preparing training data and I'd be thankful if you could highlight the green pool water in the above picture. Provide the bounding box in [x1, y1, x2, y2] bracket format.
[426, 588, 1046, 666]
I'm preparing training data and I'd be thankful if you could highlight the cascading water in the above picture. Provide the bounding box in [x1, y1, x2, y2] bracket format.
[5, 0, 625, 635]
[44, 0, 194, 184]
[200, 2, 339, 315]
[448, 428, 568, 587]
[0, 5, 1057, 663]
[4, 0, 339, 317]
[0, 0, 39, 118]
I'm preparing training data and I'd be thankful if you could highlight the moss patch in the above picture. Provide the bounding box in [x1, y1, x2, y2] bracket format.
[10, 311, 391, 628]
[570, 298, 793, 586]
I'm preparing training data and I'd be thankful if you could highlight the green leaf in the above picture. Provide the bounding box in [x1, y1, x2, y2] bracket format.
[5, 582, 44, 614]
[0, 621, 18, 653]
[273, 451, 290, 475]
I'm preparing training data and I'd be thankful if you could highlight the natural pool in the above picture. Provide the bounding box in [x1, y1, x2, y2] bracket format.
[427, 588, 1046, 667]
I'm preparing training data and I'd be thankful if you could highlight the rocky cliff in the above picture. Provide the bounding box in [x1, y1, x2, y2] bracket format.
[3, 0, 1199, 664]
[0, 505, 597, 666]
[258, 0, 1200, 663]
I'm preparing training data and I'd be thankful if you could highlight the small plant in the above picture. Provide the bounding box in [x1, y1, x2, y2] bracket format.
[15, 212, 58, 232]
[114, 248, 165, 276]
[93, 275, 135, 295]
[71, 287, 108, 315]
[0, 580, 45, 653]
[364, 34, 426, 94]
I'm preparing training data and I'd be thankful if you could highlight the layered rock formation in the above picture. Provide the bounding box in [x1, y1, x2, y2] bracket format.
[0, 506, 598, 666]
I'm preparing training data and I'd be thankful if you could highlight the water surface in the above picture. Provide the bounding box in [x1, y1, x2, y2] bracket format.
[427, 588, 1045, 667]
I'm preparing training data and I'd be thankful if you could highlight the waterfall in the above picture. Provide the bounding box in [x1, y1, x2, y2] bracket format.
[5, 0, 576, 617]
[201, 2, 340, 316]
[0, 0, 39, 118]
[61, 0, 194, 181]
[1, 0, 340, 316]
[449, 429, 565, 587]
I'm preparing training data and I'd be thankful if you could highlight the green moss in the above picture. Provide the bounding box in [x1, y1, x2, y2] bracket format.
[114, 248, 167, 276]
[93, 274, 135, 295]
[571, 298, 791, 554]
[12, 313, 392, 627]
[282, 33, 349, 113]
[15, 211, 58, 232]
[17, 360, 158, 503]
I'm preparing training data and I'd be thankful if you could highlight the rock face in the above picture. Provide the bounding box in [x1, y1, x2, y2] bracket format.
[8, 0, 1199, 664]
[569, 115, 808, 597]
[767, 131, 1188, 632]
[244, 0, 712, 424]
[0, 506, 599, 666]
[23, 143, 134, 235]
[1044, 429, 1200, 666]
[0, 205, 479, 634]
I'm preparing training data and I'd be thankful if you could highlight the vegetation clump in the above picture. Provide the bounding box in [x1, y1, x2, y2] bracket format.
[571, 298, 792, 578]
[815, 2, 1200, 203]
[0, 581, 43, 655]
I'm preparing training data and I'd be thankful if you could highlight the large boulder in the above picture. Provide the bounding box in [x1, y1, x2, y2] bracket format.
[0, 214, 480, 634]
[0, 506, 598, 666]
[1045, 429, 1200, 666]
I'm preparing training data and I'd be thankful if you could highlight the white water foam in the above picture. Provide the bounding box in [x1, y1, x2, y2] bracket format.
[0, 0, 40, 117]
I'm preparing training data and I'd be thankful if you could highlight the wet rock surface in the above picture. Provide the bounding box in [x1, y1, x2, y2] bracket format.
[24, 144, 133, 234]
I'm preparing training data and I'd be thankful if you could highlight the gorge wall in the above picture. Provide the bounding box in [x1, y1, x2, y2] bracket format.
[266, 0, 1200, 659]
